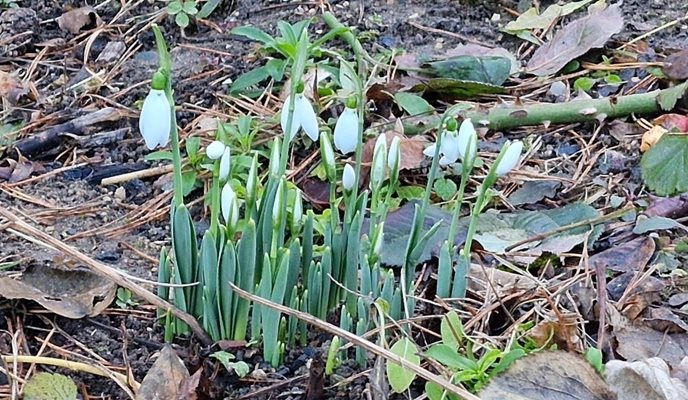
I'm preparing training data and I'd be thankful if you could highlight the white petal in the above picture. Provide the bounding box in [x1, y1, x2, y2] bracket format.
[333, 108, 358, 154]
[457, 119, 476, 160]
[221, 183, 237, 225]
[342, 163, 356, 190]
[296, 94, 319, 141]
[496, 140, 523, 176]
[370, 134, 387, 187]
[139, 89, 171, 150]
[423, 144, 436, 157]
[388, 136, 401, 171]
[441, 130, 461, 165]
[206, 140, 226, 159]
[219, 147, 231, 180]
[280, 95, 300, 141]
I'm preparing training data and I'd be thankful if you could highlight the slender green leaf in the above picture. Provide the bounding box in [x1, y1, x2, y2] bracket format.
[426, 344, 478, 370]
[394, 92, 434, 116]
[230, 25, 274, 45]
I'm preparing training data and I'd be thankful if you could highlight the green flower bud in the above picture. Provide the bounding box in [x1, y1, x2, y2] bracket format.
[151, 71, 166, 90]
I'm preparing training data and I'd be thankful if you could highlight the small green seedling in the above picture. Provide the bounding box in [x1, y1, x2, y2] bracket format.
[167, 0, 198, 28]
[116, 288, 138, 309]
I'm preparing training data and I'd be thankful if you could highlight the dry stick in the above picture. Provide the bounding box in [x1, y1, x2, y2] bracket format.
[100, 164, 174, 186]
[0, 206, 212, 346]
[228, 283, 481, 400]
[503, 205, 635, 252]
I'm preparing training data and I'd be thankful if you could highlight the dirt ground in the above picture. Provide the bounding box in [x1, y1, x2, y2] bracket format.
[1, 0, 688, 399]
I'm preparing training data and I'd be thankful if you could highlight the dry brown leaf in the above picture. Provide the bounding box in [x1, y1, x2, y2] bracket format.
[614, 323, 688, 369]
[526, 4, 624, 76]
[479, 351, 614, 400]
[528, 317, 582, 352]
[607, 358, 688, 400]
[664, 50, 688, 81]
[0, 264, 116, 318]
[589, 236, 655, 273]
[642, 307, 688, 334]
[653, 114, 688, 132]
[0, 70, 29, 104]
[56, 6, 103, 34]
[611, 272, 664, 320]
[136, 345, 190, 400]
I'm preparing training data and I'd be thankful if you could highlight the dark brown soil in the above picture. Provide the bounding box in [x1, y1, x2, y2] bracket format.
[1, 0, 687, 399]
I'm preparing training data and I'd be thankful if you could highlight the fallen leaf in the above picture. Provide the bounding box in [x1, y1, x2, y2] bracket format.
[0, 70, 29, 104]
[669, 293, 688, 308]
[467, 264, 539, 294]
[664, 50, 688, 81]
[607, 358, 688, 400]
[527, 4, 624, 76]
[614, 323, 688, 369]
[0, 264, 116, 318]
[611, 272, 664, 319]
[178, 368, 202, 400]
[653, 114, 688, 133]
[645, 192, 688, 219]
[56, 6, 103, 34]
[528, 317, 582, 351]
[136, 345, 190, 400]
[24, 372, 77, 400]
[503, 0, 595, 33]
[588, 236, 655, 273]
[479, 351, 614, 399]
[641, 125, 668, 152]
[300, 177, 330, 208]
[508, 180, 562, 206]
[642, 307, 688, 334]
[608, 119, 643, 142]
[633, 216, 681, 234]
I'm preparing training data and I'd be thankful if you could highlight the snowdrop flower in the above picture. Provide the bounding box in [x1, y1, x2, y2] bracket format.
[219, 147, 231, 181]
[371, 134, 387, 189]
[333, 106, 358, 154]
[457, 119, 477, 163]
[320, 132, 336, 182]
[342, 163, 356, 191]
[221, 183, 239, 228]
[495, 140, 523, 176]
[281, 88, 319, 142]
[139, 88, 171, 150]
[388, 136, 401, 172]
[206, 140, 226, 159]
[423, 120, 461, 166]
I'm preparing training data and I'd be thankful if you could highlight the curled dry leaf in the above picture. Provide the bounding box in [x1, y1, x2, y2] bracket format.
[0, 70, 29, 104]
[613, 320, 688, 369]
[0, 264, 116, 318]
[528, 317, 583, 352]
[588, 236, 655, 273]
[56, 6, 103, 34]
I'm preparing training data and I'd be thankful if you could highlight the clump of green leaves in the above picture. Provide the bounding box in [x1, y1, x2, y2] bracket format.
[424, 311, 526, 396]
[116, 288, 138, 309]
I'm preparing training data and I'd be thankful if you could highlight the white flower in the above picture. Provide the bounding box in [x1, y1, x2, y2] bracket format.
[457, 119, 477, 162]
[219, 147, 231, 181]
[333, 107, 358, 154]
[139, 89, 171, 150]
[342, 163, 356, 191]
[221, 183, 239, 228]
[388, 136, 401, 171]
[281, 93, 319, 142]
[371, 134, 387, 188]
[495, 140, 523, 176]
[206, 140, 226, 159]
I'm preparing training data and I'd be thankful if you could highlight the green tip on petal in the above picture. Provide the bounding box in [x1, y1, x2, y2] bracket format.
[295, 81, 305, 94]
[345, 96, 358, 109]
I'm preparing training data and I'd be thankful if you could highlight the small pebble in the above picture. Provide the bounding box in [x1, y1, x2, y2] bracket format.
[114, 186, 126, 201]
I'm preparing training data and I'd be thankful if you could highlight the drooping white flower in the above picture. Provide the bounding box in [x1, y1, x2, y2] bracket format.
[342, 163, 356, 191]
[457, 119, 477, 162]
[139, 89, 171, 150]
[333, 107, 358, 154]
[439, 129, 460, 166]
[281, 93, 319, 142]
[221, 183, 239, 228]
[495, 140, 523, 176]
[206, 140, 226, 159]
[219, 147, 231, 181]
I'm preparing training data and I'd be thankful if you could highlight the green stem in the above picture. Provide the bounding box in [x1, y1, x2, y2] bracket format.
[447, 173, 469, 249]
[209, 163, 221, 236]
[404, 81, 688, 134]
